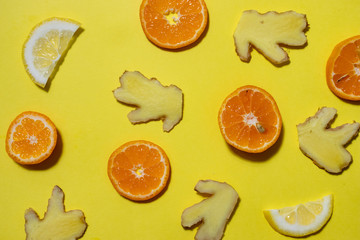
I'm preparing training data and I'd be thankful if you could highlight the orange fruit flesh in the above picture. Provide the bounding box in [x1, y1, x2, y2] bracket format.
[108, 141, 170, 201]
[222, 91, 278, 149]
[6, 111, 57, 164]
[111, 146, 165, 196]
[332, 39, 360, 96]
[141, 0, 207, 48]
[12, 118, 52, 159]
[219, 86, 282, 153]
[326, 36, 360, 100]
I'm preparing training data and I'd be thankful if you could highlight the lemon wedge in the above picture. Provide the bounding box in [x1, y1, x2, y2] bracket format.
[22, 17, 80, 87]
[263, 194, 333, 237]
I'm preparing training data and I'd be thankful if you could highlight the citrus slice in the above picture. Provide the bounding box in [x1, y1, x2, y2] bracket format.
[139, 0, 208, 49]
[23, 17, 81, 87]
[218, 85, 282, 153]
[264, 194, 333, 237]
[5, 111, 57, 165]
[326, 35, 360, 100]
[107, 140, 170, 201]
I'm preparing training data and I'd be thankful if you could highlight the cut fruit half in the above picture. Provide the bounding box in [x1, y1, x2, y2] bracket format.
[218, 85, 282, 153]
[5, 111, 57, 165]
[139, 0, 208, 49]
[326, 35, 360, 100]
[264, 194, 333, 237]
[23, 17, 81, 87]
[108, 140, 170, 201]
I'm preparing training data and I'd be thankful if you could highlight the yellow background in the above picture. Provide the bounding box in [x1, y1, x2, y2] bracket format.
[1, 0, 360, 239]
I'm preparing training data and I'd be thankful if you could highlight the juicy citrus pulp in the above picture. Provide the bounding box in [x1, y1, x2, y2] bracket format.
[139, 0, 208, 49]
[23, 17, 80, 87]
[5, 111, 57, 165]
[326, 35, 360, 100]
[218, 85, 282, 153]
[107, 140, 170, 201]
[264, 194, 333, 237]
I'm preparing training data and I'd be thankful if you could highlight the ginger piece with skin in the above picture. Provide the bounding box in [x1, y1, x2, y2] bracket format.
[113, 71, 183, 132]
[234, 10, 308, 64]
[25, 186, 87, 240]
[181, 180, 239, 240]
[297, 107, 360, 173]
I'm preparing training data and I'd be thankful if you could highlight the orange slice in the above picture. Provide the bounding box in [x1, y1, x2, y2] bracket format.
[139, 0, 208, 49]
[218, 85, 282, 153]
[107, 140, 170, 201]
[326, 35, 360, 100]
[5, 111, 57, 164]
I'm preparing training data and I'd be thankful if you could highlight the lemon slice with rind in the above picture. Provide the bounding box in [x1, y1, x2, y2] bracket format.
[264, 194, 333, 237]
[23, 17, 80, 87]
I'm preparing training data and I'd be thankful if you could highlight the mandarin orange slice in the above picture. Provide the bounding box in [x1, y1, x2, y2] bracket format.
[218, 85, 282, 153]
[326, 35, 360, 100]
[107, 140, 170, 201]
[139, 0, 208, 49]
[5, 111, 57, 165]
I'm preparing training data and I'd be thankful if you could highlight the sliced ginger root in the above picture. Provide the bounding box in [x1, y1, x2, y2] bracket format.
[25, 186, 87, 240]
[234, 10, 308, 64]
[297, 107, 360, 173]
[181, 180, 239, 240]
[113, 71, 183, 132]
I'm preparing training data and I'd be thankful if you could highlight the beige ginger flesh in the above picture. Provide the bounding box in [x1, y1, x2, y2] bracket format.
[25, 186, 87, 240]
[234, 10, 308, 64]
[181, 180, 239, 240]
[113, 71, 183, 132]
[297, 107, 360, 173]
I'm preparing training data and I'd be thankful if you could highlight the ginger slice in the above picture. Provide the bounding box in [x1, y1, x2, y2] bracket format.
[181, 180, 239, 240]
[297, 107, 360, 173]
[25, 186, 87, 240]
[234, 10, 308, 64]
[113, 71, 183, 132]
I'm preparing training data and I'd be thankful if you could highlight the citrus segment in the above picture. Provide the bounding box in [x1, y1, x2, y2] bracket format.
[139, 0, 208, 49]
[264, 194, 333, 237]
[23, 17, 80, 87]
[5, 111, 57, 165]
[108, 140, 170, 201]
[326, 35, 360, 100]
[218, 85, 282, 153]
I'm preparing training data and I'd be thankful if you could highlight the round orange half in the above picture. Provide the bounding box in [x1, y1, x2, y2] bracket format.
[5, 111, 57, 164]
[139, 0, 208, 49]
[218, 85, 282, 153]
[108, 140, 170, 201]
[326, 35, 360, 100]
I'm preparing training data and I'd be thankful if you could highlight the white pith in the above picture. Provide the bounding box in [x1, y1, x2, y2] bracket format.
[243, 112, 258, 126]
[164, 9, 181, 26]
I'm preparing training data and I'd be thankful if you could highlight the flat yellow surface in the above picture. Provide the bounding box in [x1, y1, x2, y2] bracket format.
[1, 0, 360, 239]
